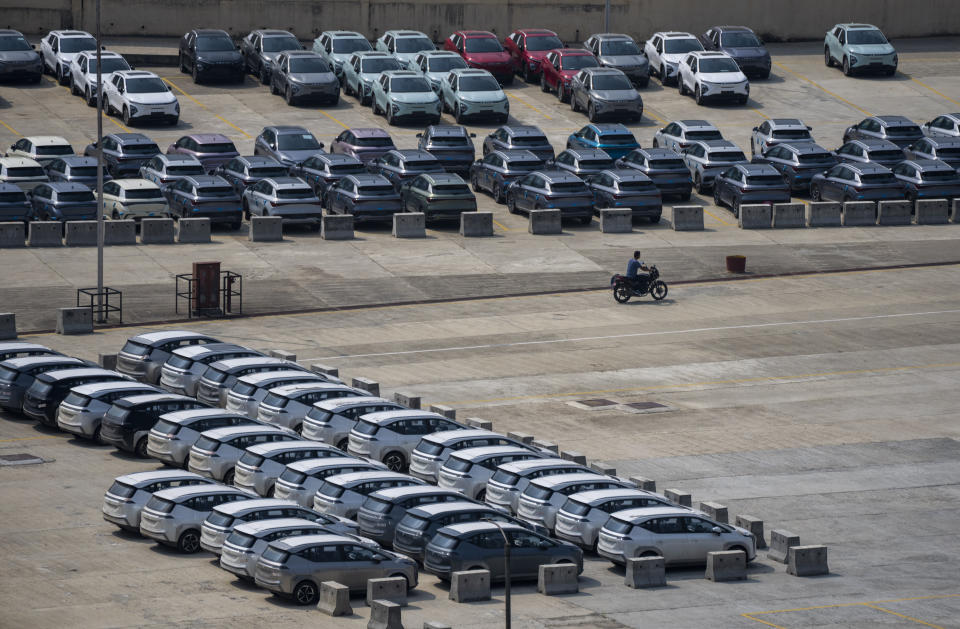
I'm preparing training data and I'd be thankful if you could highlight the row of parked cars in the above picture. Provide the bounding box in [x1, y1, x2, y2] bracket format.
[0, 334, 758, 604]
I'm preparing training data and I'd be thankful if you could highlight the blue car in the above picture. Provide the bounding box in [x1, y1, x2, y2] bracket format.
[504, 169, 595, 224]
[583, 168, 662, 222]
[891, 159, 960, 203]
[0, 182, 32, 221]
[566, 123, 640, 160]
[469, 149, 542, 203]
[28, 181, 98, 222]
[810, 162, 905, 203]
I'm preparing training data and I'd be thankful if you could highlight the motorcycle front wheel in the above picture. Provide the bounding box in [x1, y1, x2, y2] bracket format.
[613, 285, 632, 303]
[650, 281, 668, 301]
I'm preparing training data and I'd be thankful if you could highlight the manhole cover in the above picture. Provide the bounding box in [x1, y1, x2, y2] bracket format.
[624, 402, 667, 410]
[577, 399, 618, 407]
[0, 453, 45, 466]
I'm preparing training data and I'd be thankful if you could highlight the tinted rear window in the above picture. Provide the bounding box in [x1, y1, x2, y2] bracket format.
[6, 167, 45, 177]
[124, 188, 164, 200]
[280, 469, 306, 484]
[262, 393, 288, 408]
[443, 458, 472, 473]
[605, 517, 632, 534]
[871, 150, 905, 161]
[358, 185, 396, 195]
[415, 441, 444, 455]
[152, 419, 181, 435]
[549, 182, 588, 193]
[860, 173, 897, 184]
[206, 512, 234, 527]
[649, 159, 685, 169]
[0, 191, 27, 203]
[354, 420, 379, 435]
[922, 170, 959, 182]
[330, 163, 366, 174]
[798, 153, 834, 164]
[432, 532, 460, 549]
[62, 392, 91, 407]
[261, 547, 290, 563]
[403, 514, 430, 530]
[194, 437, 220, 451]
[524, 485, 552, 500]
[58, 191, 95, 202]
[562, 498, 590, 516]
[121, 340, 151, 356]
[353, 137, 395, 148]
[771, 129, 811, 140]
[491, 470, 520, 485]
[617, 180, 656, 192]
[685, 130, 722, 141]
[167, 164, 204, 175]
[107, 481, 136, 498]
[248, 166, 288, 178]
[146, 496, 175, 513]
[318, 482, 344, 498]
[885, 125, 921, 137]
[233, 382, 258, 396]
[601, 134, 637, 145]
[512, 136, 549, 147]
[364, 497, 393, 513]
[198, 186, 236, 198]
[226, 530, 257, 547]
[747, 175, 786, 185]
[239, 451, 265, 466]
[166, 355, 192, 369]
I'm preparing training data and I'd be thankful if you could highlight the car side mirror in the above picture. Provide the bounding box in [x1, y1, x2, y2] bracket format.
[806, 126, 813, 131]
[101, 45, 106, 51]
[416, 133, 423, 138]
[711, 526, 722, 535]
[469, 133, 476, 138]
[129, 65, 136, 70]
[318, 142, 325, 149]
[538, 541, 551, 549]
[31, 44, 36, 50]
[751, 127, 758, 132]
[268, 142, 276, 149]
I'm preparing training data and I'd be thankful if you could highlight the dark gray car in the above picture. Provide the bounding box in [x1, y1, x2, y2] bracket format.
[0, 355, 90, 412]
[810, 162, 905, 203]
[905, 136, 960, 171]
[483, 125, 554, 162]
[504, 169, 594, 223]
[0, 183, 31, 221]
[0, 29, 43, 83]
[833, 138, 905, 170]
[547, 148, 615, 178]
[583, 168, 662, 222]
[843, 115, 924, 149]
[288, 153, 366, 204]
[417, 125, 476, 175]
[241, 29, 302, 84]
[366, 149, 444, 191]
[700, 26, 771, 79]
[241, 176, 323, 228]
[615, 147, 693, 200]
[83, 133, 161, 178]
[583, 33, 649, 87]
[891, 159, 960, 203]
[162, 175, 242, 228]
[713, 163, 792, 215]
[269, 51, 339, 106]
[469, 149, 542, 203]
[45, 156, 111, 187]
[254, 125, 325, 168]
[753, 142, 837, 194]
[29, 182, 97, 222]
[179, 29, 245, 84]
[569, 67, 643, 122]
[325, 173, 403, 222]
[357, 485, 467, 547]
[214, 155, 288, 195]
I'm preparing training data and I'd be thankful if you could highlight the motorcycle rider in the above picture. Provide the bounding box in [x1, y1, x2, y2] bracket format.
[626, 250, 651, 293]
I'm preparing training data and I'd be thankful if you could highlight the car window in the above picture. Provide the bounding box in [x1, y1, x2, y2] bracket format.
[685, 517, 716, 533]
[470, 532, 502, 549]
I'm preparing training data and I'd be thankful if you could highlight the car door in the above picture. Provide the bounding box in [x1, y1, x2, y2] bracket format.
[819, 166, 843, 200]
[642, 516, 689, 561]
[468, 532, 506, 577]
[507, 529, 552, 578]
[338, 543, 386, 587]
[681, 515, 727, 561]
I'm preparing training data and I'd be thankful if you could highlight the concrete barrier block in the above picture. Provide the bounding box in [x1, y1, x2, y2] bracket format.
[393, 391, 421, 409]
[310, 363, 339, 378]
[735, 515, 767, 549]
[140, 218, 175, 244]
[560, 450, 586, 465]
[56, 307, 92, 335]
[772, 203, 805, 228]
[392, 212, 426, 238]
[528, 209, 561, 234]
[738, 204, 772, 229]
[104, 219, 136, 245]
[664, 489, 691, 507]
[0, 222, 26, 247]
[0, 313, 16, 340]
[429, 404, 456, 419]
[537, 563, 579, 595]
[600, 208, 632, 233]
[629, 476, 656, 492]
[806, 201, 842, 227]
[698, 501, 728, 524]
[366, 576, 407, 606]
[267, 349, 296, 362]
[787, 545, 829, 577]
[28, 221, 63, 247]
[507, 431, 534, 444]
[449, 569, 491, 603]
[465, 417, 492, 431]
[767, 529, 801, 563]
[460, 211, 493, 237]
[322, 214, 354, 240]
[842, 201, 876, 226]
[249, 216, 283, 242]
[532, 439, 559, 453]
[352, 377, 379, 397]
[705, 550, 746, 581]
[671, 205, 704, 231]
[953, 199, 960, 223]
[625, 556, 666, 588]
[317, 581, 352, 616]
[368, 599, 403, 629]
[64, 220, 98, 246]
[915, 198, 949, 225]
[98, 353, 117, 370]
[177, 217, 211, 243]
[877, 200, 912, 226]
[590, 462, 616, 475]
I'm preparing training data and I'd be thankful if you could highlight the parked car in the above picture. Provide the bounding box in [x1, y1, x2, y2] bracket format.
[196, 356, 306, 407]
[101, 70, 179, 126]
[580, 34, 648, 89]
[28, 182, 97, 222]
[409, 429, 539, 483]
[678, 51, 750, 105]
[424, 521, 582, 581]
[616, 147, 693, 200]
[568, 67, 644, 122]
[329, 127, 397, 164]
[202, 498, 320, 554]
[892, 159, 960, 202]
[680, 139, 748, 192]
[566, 123, 639, 160]
[399, 173, 477, 221]
[548, 148, 615, 178]
[160, 343, 261, 397]
[843, 115, 924, 150]
[0, 355, 90, 412]
[117, 330, 221, 384]
[69, 50, 131, 105]
[288, 153, 366, 204]
[824, 23, 897, 76]
[139, 485, 251, 552]
[443, 30, 513, 84]
[554, 488, 685, 550]
[253, 125, 325, 169]
[810, 162, 905, 203]
[257, 382, 369, 432]
[644, 31, 703, 85]
[505, 170, 595, 223]
[417, 125, 476, 175]
[234, 440, 349, 496]
[484, 458, 595, 514]
[225, 370, 328, 418]
[437, 445, 544, 500]
[6, 136, 74, 166]
[583, 168, 663, 222]
[412, 50, 469, 93]
[214, 155, 288, 195]
[0, 182, 32, 221]
[324, 173, 403, 222]
[0, 157, 49, 193]
[55, 380, 159, 442]
[83, 133, 161, 178]
[833, 138, 906, 170]
[504, 28, 563, 82]
[241, 176, 323, 227]
[597, 506, 756, 566]
[357, 485, 466, 546]
[371, 70, 442, 125]
[367, 149, 444, 190]
[483, 125, 554, 161]
[375, 30, 435, 69]
[138, 153, 204, 190]
[240, 29, 301, 83]
[750, 118, 814, 157]
[167, 134, 239, 173]
[0, 342, 60, 362]
[273, 457, 387, 507]
[699, 26, 771, 79]
[100, 392, 207, 456]
[23, 367, 129, 426]
[753, 142, 837, 194]
[179, 28, 245, 83]
[102, 470, 214, 532]
[347, 409, 467, 471]
[254, 534, 417, 604]
[539, 48, 599, 102]
[162, 175, 243, 228]
[220, 519, 352, 579]
[313, 470, 424, 518]
[440, 68, 509, 124]
[299, 396, 405, 448]
[516, 472, 636, 531]
[0, 29, 43, 83]
[921, 114, 960, 139]
[40, 30, 97, 85]
[269, 51, 340, 106]
[45, 155, 109, 187]
[905, 136, 960, 170]
[147, 408, 260, 467]
[469, 149, 541, 203]
[312, 30, 373, 81]
[97, 178, 169, 220]
[713, 162, 792, 215]
[342, 51, 402, 105]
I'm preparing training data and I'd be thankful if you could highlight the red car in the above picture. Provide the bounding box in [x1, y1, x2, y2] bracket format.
[503, 29, 564, 82]
[539, 48, 599, 103]
[443, 30, 514, 84]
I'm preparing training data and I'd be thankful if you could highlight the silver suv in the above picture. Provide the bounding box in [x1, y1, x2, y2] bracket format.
[653, 119, 724, 153]
[516, 472, 636, 532]
[146, 408, 258, 467]
[313, 470, 424, 518]
[139, 485, 251, 553]
[484, 458, 594, 514]
[117, 331, 221, 384]
[256, 382, 369, 432]
[233, 440, 347, 496]
[56, 380, 158, 441]
[225, 370, 328, 418]
[273, 457, 387, 507]
[437, 445, 543, 501]
[680, 139, 748, 193]
[347, 410, 467, 472]
[750, 118, 813, 157]
[102, 470, 213, 532]
[356, 485, 465, 546]
[299, 396, 405, 449]
[199, 498, 348, 554]
[554, 488, 684, 550]
[188, 425, 298, 484]
[220, 518, 334, 579]
[409, 429, 537, 483]
[159, 343, 261, 396]
[196, 356, 306, 407]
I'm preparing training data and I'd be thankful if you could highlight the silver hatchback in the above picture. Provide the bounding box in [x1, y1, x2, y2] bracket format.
[102, 470, 213, 532]
[159, 343, 261, 396]
[356, 485, 465, 547]
[225, 370, 328, 418]
[233, 440, 347, 496]
[437, 445, 543, 501]
[554, 488, 685, 550]
[146, 408, 259, 467]
[117, 330, 221, 384]
[195, 356, 307, 407]
[312, 470, 424, 518]
[56, 380, 158, 441]
[516, 472, 636, 532]
[139, 485, 251, 553]
[484, 458, 594, 514]
[299, 396, 404, 449]
[220, 518, 332, 579]
[409, 429, 538, 483]
[273, 457, 387, 507]
[347, 409, 468, 472]
[188, 425, 298, 483]
[256, 382, 369, 432]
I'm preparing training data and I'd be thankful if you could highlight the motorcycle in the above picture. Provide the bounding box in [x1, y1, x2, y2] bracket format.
[610, 265, 668, 303]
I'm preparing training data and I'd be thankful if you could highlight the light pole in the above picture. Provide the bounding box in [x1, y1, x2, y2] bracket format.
[604, 0, 610, 33]
[94, 0, 104, 322]
[483, 518, 511, 629]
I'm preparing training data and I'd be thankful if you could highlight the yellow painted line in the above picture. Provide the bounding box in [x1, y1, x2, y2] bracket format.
[162, 78, 203, 107]
[0, 119, 20, 136]
[751, 108, 770, 120]
[862, 604, 944, 628]
[162, 77, 252, 139]
[0, 435, 61, 443]
[101, 112, 131, 133]
[905, 75, 960, 108]
[492, 219, 511, 231]
[741, 614, 788, 629]
[644, 108, 667, 125]
[773, 61, 872, 116]
[506, 93, 552, 120]
[703, 207, 733, 226]
[318, 109, 348, 129]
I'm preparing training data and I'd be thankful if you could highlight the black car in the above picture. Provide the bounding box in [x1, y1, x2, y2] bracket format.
[833, 138, 905, 170]
[179, 29, 245, 84]
[162, 175, 243, 228]
[469, 149, 542, 203]
[615, 147, 692, 200]
[44, 156, 110, 187]
[810, 162, 905, 203]
[214, 155, 289, 195]
[28, 182, 97, 222]
[505, 169, 594, 223]
[699, 26, 771, 79]
[842, 115, 924, 150]
[0, 29, 43, 83]
[547, 148, 615, 178]
[100, 392, 207, 457]
[240, 29, 302, 84]
[753, 142, 837, 194]
[904, 136, 960, 171]
[366, 149, 445, 190]
[289, 153, 366, 204]
[22, 367, 129, 425]
[583, 168, 662, 222]
[269, 51, 339, 106]
[891, 159, 960, 203]
[417, 125, 477, 175]
[483, 125, 555, 162]
[399, 172, 477, 221]
[0, 355, 91, 412]
[83, 133, 161, 178]
[0, 343, 60, 363]
[325, 173, 403, 223]
[0, 182, 32, 222]
[712, 163, 791, 216]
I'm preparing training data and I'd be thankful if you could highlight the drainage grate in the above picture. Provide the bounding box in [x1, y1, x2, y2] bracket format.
[576, 399, 618, 408]
[624, 402, 667, 411]
[0, 453, 45, 466]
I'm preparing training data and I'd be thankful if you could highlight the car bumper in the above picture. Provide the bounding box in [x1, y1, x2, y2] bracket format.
[200, 525, 229, 554]
[196, 64, 245, 79]
[56, 411, 98, 438]
[290, 85, 339, 101]
[183, 209, 242, 225]
[0, 64, 43, 79]
[699, 84, 749, 102]
[102, 498, 139, 529]
[849, 55, 897, 70]
[146, 435, 185, 466]
[651, 179, 693, 196]
[100, 425, 135, 451]
[130, 111, 179, 124]
[741, 191, 793, 204]
[591, 102, 644, 119]
[139, 514, 178, 544]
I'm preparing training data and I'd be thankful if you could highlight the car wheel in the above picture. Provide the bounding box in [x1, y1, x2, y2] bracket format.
[454, 104, 464, 124]
[540, 73, 549, 93]
[55, 65, 64, 85]
[470, 173, 481, 192]
[70, 80, 79, 96]
[660, 65, 668, 85]
[85, 87, 95, 107]
[229, 221, 241, 230]
[738, 95, 748, 106]
[570, 94, 578, 112]
[678, 79, 686, 96]
[501, 75, 513, 86]
[760, 70, 771, 80]
[285, 86, 294, 106]
[695, 85, 704, 106]
[558, 83, 569, 103]
[524, 66, 535, 83]
[243, 201, 251, 220]
[177, 529, 201, 553]
[652, 138, 659, 148]
[580, 215, 592, 226]
[134, 437, 149, 458]
[811, 185, 821, 201]
[336, 438, 348, 451]
[824, 47, 833, 67]
[886, 66, 897, 77]
[292, 580, 319, 606]
[223, 468, 235, 485]
[507, 195, 518, 214]
[694, 173, 703, 194]
[386, 106, 395, 125]
[259, 67, 269, 85]
[111, 210, 120, 220]
[639, 550, 659, 558]
[842, 56, 852, 76]
[650, 213, 661, 224]
[92, 425, 102, 443]
[475, 488, 486, 501]
[732, 196, 741, 218]
[679, 191, 691, 202]
[493, 182, 504, 204]
[383, 452, 406, 472]
[713, 186, 722, 207]
[122, 106, 133, 126]
[178, 54, 187, 73]
[587, 102, 598, 122]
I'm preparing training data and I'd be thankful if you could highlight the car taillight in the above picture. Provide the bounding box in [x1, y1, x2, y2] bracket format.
[678, 143, 689, 149]
[270, 201, 280, 206]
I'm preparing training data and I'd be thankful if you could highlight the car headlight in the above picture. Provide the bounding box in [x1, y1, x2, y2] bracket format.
[391, 103, 400, 114]
[892, 53, 898, 64]
[850, 55, 859, 64]
[528, 60, 539, 69]
[174, 101, 180, 114]
[459, 101, 470, 112]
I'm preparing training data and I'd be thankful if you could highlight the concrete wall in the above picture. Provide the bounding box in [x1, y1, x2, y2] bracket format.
[4, 0, 958, 41]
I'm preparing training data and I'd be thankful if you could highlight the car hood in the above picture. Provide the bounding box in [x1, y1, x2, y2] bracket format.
[699, 71, 747, 84]
[197, 51, 243, 63]
[848, 44, 896, 55]
[276, 149, 323, 164]
[465, 51, 511, 65]
[58, 51, 83, 63]
[359, 72, 381, 82]
[391, 92, 440, 105]
[0, 50, 41, 63]
[600, 55, 648, 68]
[393, 52, 420, 67]
[723, 47, 768, 58]
[127, 92, 178, 105]
[592, 88, 640, 100]
[459, 89, 506, 102]
[524, 51, 550, 63]
[289, 71, 338, 84]
[660, 53, 687, 64]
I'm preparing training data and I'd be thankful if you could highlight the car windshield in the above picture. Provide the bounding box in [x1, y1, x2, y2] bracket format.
[525, 35, 563, 52]
[432, 533, 460, 549]
[605, 517, 633, 534]
[124, 188, 163, 200]
[922, 170, 958, 182]
[262, 36, 300, 53]
[89, 58, 131, 74]
[391, 77, 431, 93]
[329, 163, 366, 174]
[649, 158, 685, 169]
[289, 57, 330, 73]
[871, 150, 906, 161]
[0, 34, 32, 51]
[278, 133, 322, 150]
[592, 74, 633, 90]
[599, 40, 641, 56]
[395, 37, 434, 53]
[353, 137, 394, 147]
[248, 166, 288, 178]
[561, 55, 599, 70]
[549, 182, 588, 193]
[35, 145, 73, 156]
[361, 58, 401, 73]
[772, 129, 811, 140]
[66, 166, 96, 176]
[428, 56, 467, 72]
[358, 184, 397, 195]
[60, 37, 97, 53]
[562, 499, 591, 516]
[699, 58, 741, 73]
[196, 36, 236, 52]
[276, 188, 315, 199]
[0, 191, 26, 203]
[458, 76, 501, 92]
[432, 184, 470, 194]
[121, 340, 150, 355]
[122, 143, 160, 155]
[511, 136, 548, 147]
[711, 151, 746, 162]
[332, 38, 372, 54]
[798, 153, 834, 164]
[721, 32, 762, 47]
[580, 158, 614, 168]
[125, 78, 168, 94]
[198, 186, 235, 198]
[618, 180, 657, 192]
[167, 164, 204, 175]
[6, 166, 45, 177]
[464, 38, 503, 53]
[860, 172, 897, 184]
[886, 125, 922, 137]
[686, 130, 723, 141]
[747, 175, 786, 185]
[664, 38, 703, 54]
[107, 480, 136, 498]
[58, 190, 95, 202]
[847, 29, 888, 45]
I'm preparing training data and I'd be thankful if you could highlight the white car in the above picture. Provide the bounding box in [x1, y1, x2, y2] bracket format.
[102, 470, 214, 532]
[188, 425, 299, 484]
[146, 408, 259, 467]
[195, 356, 306, 407]
[225, 370, 327, 418]
[69, 50, 131, 106]
[375, 30, 436, 69]
[233, 440, 347, 496]
[101, 70, 180, 126]
[409, 429, 538, 483]
[139, 485, 251, 553]
[219, 518, 334, 579]
[515, 473, 637, 532]
[312, 470, 424, 519]
[0, 157, 49, 192]
[97, 178, 170, 221]
[436, 445, 542, 501]
[553, 488, 685, 550]
[484, 458, 593, 514]
[412, 50, 468, 93]
[299, 396, 405, 448]
[273, 457, 387, 507]
[678, 51, 749, 106]
[40, 29, 97, 85]
[5, 136, 73, 167]
[346, 409, 467, 472]
[644, 31, 703, 86]
[256, 382, 369, 432]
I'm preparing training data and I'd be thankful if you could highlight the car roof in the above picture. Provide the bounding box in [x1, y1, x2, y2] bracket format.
[198, 425, 290, 440]
[47, 182, 91, 192]
[107, 133, 154, 144]
[256, 30, 296, 37]
[383, 70, 420, 78]
[71, 380, 156, 395]
[529, 472, 612, 488]
[768, 118, 807, 128]
[267, 382, 353, 397]
[425, 125, 469, 136]
[439, 521, 527, 536]
[420, 50, 460, 57]
[592, 33, 633, 40]
[346, 174, 392, 186]
[360, 409, 448, 424]
[565, 488, 658, 504]
[873, 115, 917, 127]
[153, 484, 247, 501]
[237, 370, 311, 385]
[501, 125, 545, 137]
[58, 156, 97, 166]
[170, 343, 248, 357]
[611, 506, 695, 521]
[313, 396, 390, 410]
[712, 25, 754, 33]
[0, 342, 52, 352]
[313, 153, 363, 165]
[113, 178, 161, 190]
[495, 150, 540, 161]
[603, 168, 652, 182]
[555, 48, 593, 56]
[114, 70, 159, 79]
[285, 50, 320, 58]
[460, 31, 497, 38]
[498, 457, 574, 473]
[213, 498, 297, 515]
[421, 173, 465, 185]
[676, 119, 718, 129]
[780, 142, 828, 154]
[844, 162, 893, 174]
[536, 170, 584, 183]
[209, 356, 295, 370]
[0, 182, 24, 193]
[114, 470, 208, 486]
[193, 29, 232, 37]
[735, 163, 779, 175]
[0, 29, 25, 36]
[658, 31, 697, 39]
[451, 445, 537, 460]
[449, 68, 493, 78]
[129, 330, 215, 344]
[157, 408, 246, 423]
[386, 30, 429, 38]
[582, 67, 624, 75]
[563, 148, 613, 160]
[688, 50, 730, 59]
[349, 127, 392, 138]
[183, 175, 231, 186]
[51, 30, 93, 38]
[369, 485, 456, 501]
[423, 428, 504, 444]
[157, 153, 202, 164]
[36, 367, 120, 382]
[0, 355, 83, 369]
[262, 177, 310, 188]
[353, 50, 392, 59]
[271, 533, 355, 550]
[323, 470, 416, 486]
[847, 138, 901, 150]
[247, 440, 336, 455]
[694, 139, 738, 150]
[288, 456, 368, 472]
[841, 23, 880, 30]
[113, 392, 193, 407]
[267, 125, 310, 134]
[23, 136, 70, 146]
[589, 123, 632, 134]
[904, 159, 956, 171]
[326, 31, 365, 39]
[408, 500, 487, 517]
[185, 133, 233, 143]
[0, 156, 42, 168]
[236, 155, 282, 166]
[234, 518, 322, 535]
[922, 136, 960, 147]
[392, 149, 436, 160]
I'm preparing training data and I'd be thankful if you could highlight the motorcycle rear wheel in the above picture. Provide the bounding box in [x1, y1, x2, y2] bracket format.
[614, 285, 632, 303]
[651, 281, 668, 301]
